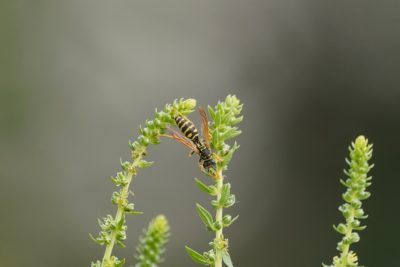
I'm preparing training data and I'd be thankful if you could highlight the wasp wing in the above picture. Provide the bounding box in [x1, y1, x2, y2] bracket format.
[199, 107, 211, 148]
[166, 127, 199, 154]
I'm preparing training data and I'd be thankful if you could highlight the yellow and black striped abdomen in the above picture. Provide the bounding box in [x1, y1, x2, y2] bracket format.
[174, 115, 199, 141]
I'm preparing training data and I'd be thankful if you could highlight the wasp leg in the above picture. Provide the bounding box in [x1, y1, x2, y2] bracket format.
[199, 163, 211, 177]
[207, 168, 219, 179]
[198, 161, 204, 169]
[159, 133, 173, 138]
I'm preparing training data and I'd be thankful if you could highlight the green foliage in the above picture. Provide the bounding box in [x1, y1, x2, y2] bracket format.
[89, 96, 379, 267]
[90, 98, 196, 267]
[135, 215, 170, 267]
[195, 178, 218, 196]
[90, 215, 127, 248]
[186, 95, 243, 267]
[208, 95, 243, 171]
[221, 250, 233, 267]
[323, 135, 374, 267]
[185, 246, 214, 266]
[196, 203, 216, 231]
[211, 183, 235, 209]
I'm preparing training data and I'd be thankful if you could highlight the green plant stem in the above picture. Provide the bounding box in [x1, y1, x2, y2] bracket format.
[340, 216, 354, 266]
[214, 170, 224, 267]
[102, 174, 133, 265]
[101, 147, 147, 267]
[185, 95, 241, 266]
[323, 135, 373, 267]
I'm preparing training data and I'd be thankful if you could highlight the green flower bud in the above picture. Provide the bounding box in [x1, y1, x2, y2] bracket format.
[208, 95, 243, 171]
[182, 98, 197, 110]
[214, 220, 222, 230]
[333, 223, 347, 235]
[222, 215, 232, 225]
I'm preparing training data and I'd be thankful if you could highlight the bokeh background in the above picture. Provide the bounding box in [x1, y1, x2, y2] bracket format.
[1, 1, 399, 266]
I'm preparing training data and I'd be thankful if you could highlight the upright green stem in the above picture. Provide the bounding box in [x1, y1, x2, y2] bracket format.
[185, 95, 242, 267]
[323, 135, 373, 267]
[102, 173, 133, 265]
[214, 170, 224, 267]
[340, 214, 354, 266]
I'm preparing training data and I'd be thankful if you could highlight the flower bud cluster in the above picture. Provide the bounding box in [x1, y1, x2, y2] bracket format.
[129, 98, 197, 159]
[135, 215, 170, 267]
[208, 95, 243, 171]
[324, 135, 374, 267]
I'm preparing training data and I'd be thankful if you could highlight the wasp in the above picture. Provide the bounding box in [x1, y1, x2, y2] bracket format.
[164, 107, 217, 172]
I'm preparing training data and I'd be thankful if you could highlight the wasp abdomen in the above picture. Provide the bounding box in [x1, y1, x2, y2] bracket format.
[174, 115, 199, 141]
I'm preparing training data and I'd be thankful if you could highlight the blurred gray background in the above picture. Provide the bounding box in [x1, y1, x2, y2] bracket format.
[1, 1, 399, 266]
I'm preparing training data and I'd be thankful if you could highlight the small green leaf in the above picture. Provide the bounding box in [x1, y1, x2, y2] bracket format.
[219, 127, 241, 141]
[110, 172, 128, 186]
[229, 115, 243, 125]
[208, 105, 216, 121]
[125, 210, 143, 215]
[196, 203, 215, 231]
[215, 103, 223, 126]
[221, 183, 231, 201]
[353, 225, 367, 231]
[223, 215, 239, 227]
[224, 195, 236, 208]
[222, 142, 240, 167]
[333, 223, 347, 235]
[136, 159, 154, 168]
[195, 178, 217, 195]
[222, 250, 234, 267]
[120, 159, 131, 171]
[114, 257, 125, 267]
[215, 183, 234, 208]
[230, 215, 239, 224]
[89, 233, 100, 244]
[211, 128, 219, 149]
[349, 232, 360, 243]
[185, 246, 211, 265]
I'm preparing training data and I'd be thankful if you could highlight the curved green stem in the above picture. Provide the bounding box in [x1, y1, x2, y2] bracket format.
[102, 174, 133, 265]
[91, 98, 197, 267]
